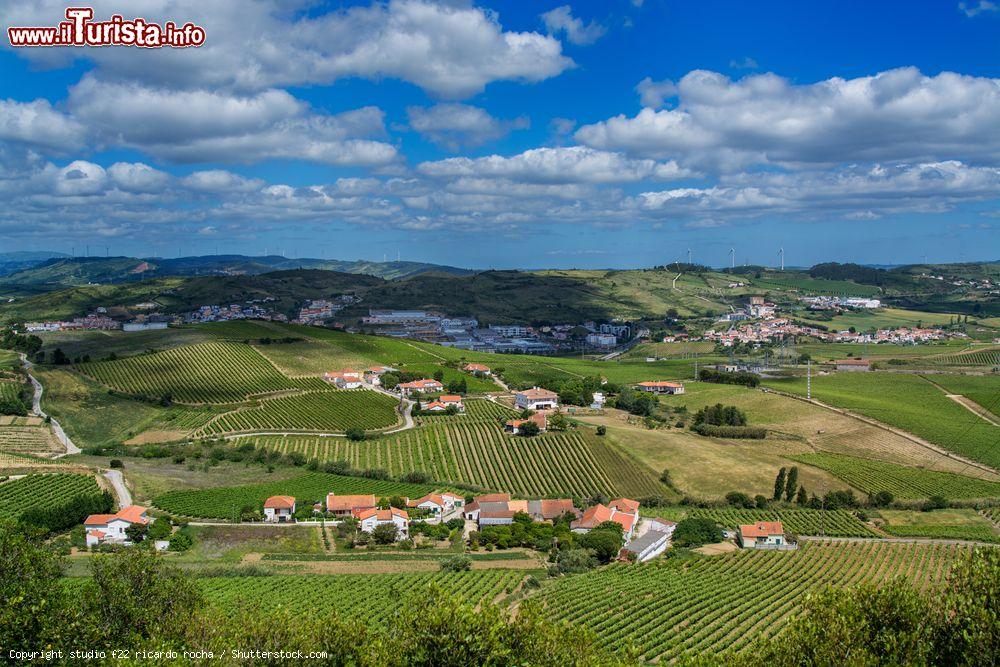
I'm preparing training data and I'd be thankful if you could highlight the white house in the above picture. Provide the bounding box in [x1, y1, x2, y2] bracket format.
[354, 507, 409, 539]
[263, 495, 296, 522]
[571, 498, 640, 540]
[624, 530, 670, 562]
[84, 505, 150, 547]
[590, 392, 606, 409]
[408, 493, 447, 514]
[326, 493, 377, 517]
[364, 366, 397, 385]
[463, 363, 491, 376]
[324, 369, 364, 389]
[636, 381, 685, 395]
[835, 359, 871, 372]
[504, 412, 547, 435]
[514, 387, 559, 410]
[738, 521, 793, 549]
[423, 395, 465, 413]
[398, 379, 444, 395]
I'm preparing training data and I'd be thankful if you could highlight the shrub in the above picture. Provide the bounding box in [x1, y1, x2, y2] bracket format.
[672, 517, 723, 548]
[109, 459, 124, 469]
[692, 424, 767, 439]
[596, 425, 606, 436]
[439, 555, 472, 572]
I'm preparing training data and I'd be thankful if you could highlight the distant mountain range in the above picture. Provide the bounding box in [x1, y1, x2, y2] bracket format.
[0, 254, 473, 286]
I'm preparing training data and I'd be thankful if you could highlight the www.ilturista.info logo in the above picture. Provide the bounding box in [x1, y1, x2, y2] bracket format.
[8, 7, 206, 48]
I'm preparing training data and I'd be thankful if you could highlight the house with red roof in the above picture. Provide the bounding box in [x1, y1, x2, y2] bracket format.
[408, 491, 465, 514]
[571, 498, 640, 540]
[326, 493, 377, 517]
[423, 395, 465, 413]
[737, 521, 790, 549]
[515, 387, 559, 410]
[398, 379, 444, 395]
[263, 495, 296, 523]
[84, 505, 150, 547]
[324, 369, 364, 389]
[505, 412, 547, 435]
[364, 366, 397, 386]
[636, 381, 685, 395]
[354, 507, 409, 539]
[463, 363, 492, 376]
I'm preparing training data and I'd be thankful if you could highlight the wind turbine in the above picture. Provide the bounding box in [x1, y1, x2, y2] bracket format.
[779, 246, 784, 271]
[729, 247, 735, 269]
[687, 248, 692, 265]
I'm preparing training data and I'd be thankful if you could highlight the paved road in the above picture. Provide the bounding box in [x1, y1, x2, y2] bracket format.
[19, 353, 81, 457]
[103, 469, 132, 509]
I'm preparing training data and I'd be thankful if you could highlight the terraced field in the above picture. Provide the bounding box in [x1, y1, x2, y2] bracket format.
[195, 390, 400, 436]
[237, 420, 666, 499]
[538, 541, 969, 661]
[791, 452, 1000, 500]
[0, 421, 62, 456]
[0, 473, 101, 519]
[691, 508, 878, 537]
[77, 341, 302, 403]
[152, 472, 435, 519]
[202, 570, 527, 619]
[764, 372, 1000, 469]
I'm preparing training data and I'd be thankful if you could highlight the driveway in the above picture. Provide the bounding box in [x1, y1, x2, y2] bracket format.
[19, 353, 81, 456]
[103, 469, 132, 508]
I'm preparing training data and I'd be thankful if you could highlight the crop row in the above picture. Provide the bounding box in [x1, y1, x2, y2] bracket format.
[880, 523, 1000, 543]
[0, 473, 101, 519]
[234, 422, 665, 499]
[152, 472, 436, 519]
[76, 341, 302, 404]
[790, 452, 1000, 500]
[201, 570, 526, 621]
[691, 508, 878, 537]
[0, 425, 61, 455]
[418, 399, 516, 424]
[196, 390, 399, 436]
[538, 541, 968, 660]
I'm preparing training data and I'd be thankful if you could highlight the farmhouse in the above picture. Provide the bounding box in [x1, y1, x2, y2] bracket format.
[834, 359, 871, 372]
[505, 412, 547, 435]
[398, 379, 445, 395]
[408, 491, 464, 514]
[571, 498, 640, 540]
[527, 498, 580, 522]
[364, 366, 397, 385]
[324, 369, 364, 389]
[515, 387, 559, 410]
[424, 395, 465, 412]
[354, 507, 410, 539]
[636, 381, 685, 395]
[326, 493, 377, 516]
[737, 521, 793, 550]
[624, 530, 670, 562]
[84, 505, 150, 547]
[464, 363, 491, 376]
[263, 495, 296, 523]
[462, 493, 511, 522]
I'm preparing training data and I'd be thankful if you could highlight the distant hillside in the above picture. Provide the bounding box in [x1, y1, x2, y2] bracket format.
[0, 254, 473, 287]
[0, 251, 70, 277]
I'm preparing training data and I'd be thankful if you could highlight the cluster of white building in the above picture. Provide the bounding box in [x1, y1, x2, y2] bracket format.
[25, 311, 121, 332]
[183, 302, 287, 324]
[802, 295, 882, 310]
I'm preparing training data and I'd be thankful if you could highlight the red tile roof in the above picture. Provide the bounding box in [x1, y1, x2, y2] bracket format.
[354, 507, 409, 521]
[637, 381, 683, 388]
[517, 387, 558, 399]
[85, 505, 149, 526]
[439, 395, 462, 403]
[464, 363, 490, 372]
[610, 498, 640, 513]
[326, 494, 376, 512]
[264, 495, 296, 510]
[399, 379, 444, 389]
[740, 521, 785, 538]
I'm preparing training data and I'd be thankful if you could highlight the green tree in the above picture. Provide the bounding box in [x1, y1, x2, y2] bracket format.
[517, 420, 541, 437]
[579, 528, 622, 563]
[439, 554, 472, 572]
[796, 486, 808, 504]
[0, 522, 68, 651]
[672, 517, 723, 548]
[773, 467, 787, 501]
[371, 523, 398, 544]
[784, 466, 799, 502]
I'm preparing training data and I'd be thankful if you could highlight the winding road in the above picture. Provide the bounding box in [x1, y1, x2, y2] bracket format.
[18, 353, 80, 457]
[103, 469, 132, 508]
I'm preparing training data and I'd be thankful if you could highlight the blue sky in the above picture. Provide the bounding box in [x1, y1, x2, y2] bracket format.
[1, 0, 998, 269]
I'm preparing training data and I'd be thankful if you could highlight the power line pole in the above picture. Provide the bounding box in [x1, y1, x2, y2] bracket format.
[807, 359, 812, 400]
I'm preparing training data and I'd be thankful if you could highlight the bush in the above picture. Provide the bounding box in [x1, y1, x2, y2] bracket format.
[345, 427, 366, 441]
[555, 548, 598, 574]
[692, 424, 767, 439]
[871, 490, 894, 508]
[596, 425, 606, 436]
[923, 495, 948, 512]
[579, 528, 622, 563]
[109, 459, 124, 469]
[439, 554, 472, 572]
[698, 368, 760, 388]
[371, 523, 398, 544]
[725, 491, 755, 509]
[672, 517, 723, 548]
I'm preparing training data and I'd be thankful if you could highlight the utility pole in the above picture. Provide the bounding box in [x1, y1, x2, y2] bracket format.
[807, 359, 812, 400]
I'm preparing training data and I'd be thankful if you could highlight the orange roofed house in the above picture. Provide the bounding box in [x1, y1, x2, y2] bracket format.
[324, 369, 364, 389]
[354, 507, 410, 540]
[463, 363, 492, 376]
[408, 491, 465, 514]
[263, 495, 296, 523]
[515, 387, 559, 410]
[423, 395, 465, 412]
[737, 521, 792, 549]
[636, 381, 685, 395]
[505, 411, 547, 435]
[571, 498, 640, 540]
[326, 493, 377, 517]
[84, 505, 150, 547]
[397, 379, 444, 395]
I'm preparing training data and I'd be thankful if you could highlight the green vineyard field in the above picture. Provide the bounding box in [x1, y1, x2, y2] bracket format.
[235, 420, 666, 499]
[152, 472, 435, 519]
[0, 473, 101, 519]
[200, 570, 527, 619]
[790, 452, 1000, 500]
[538, 541, 969, 661]
[0, 379, 23, 403]
[764, 372, 1000, 469]
[691, 508, 878, 537]
[923, 373, 1000, 420]
[196, 390, 400, 436]
[77, 341, 302, 404]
